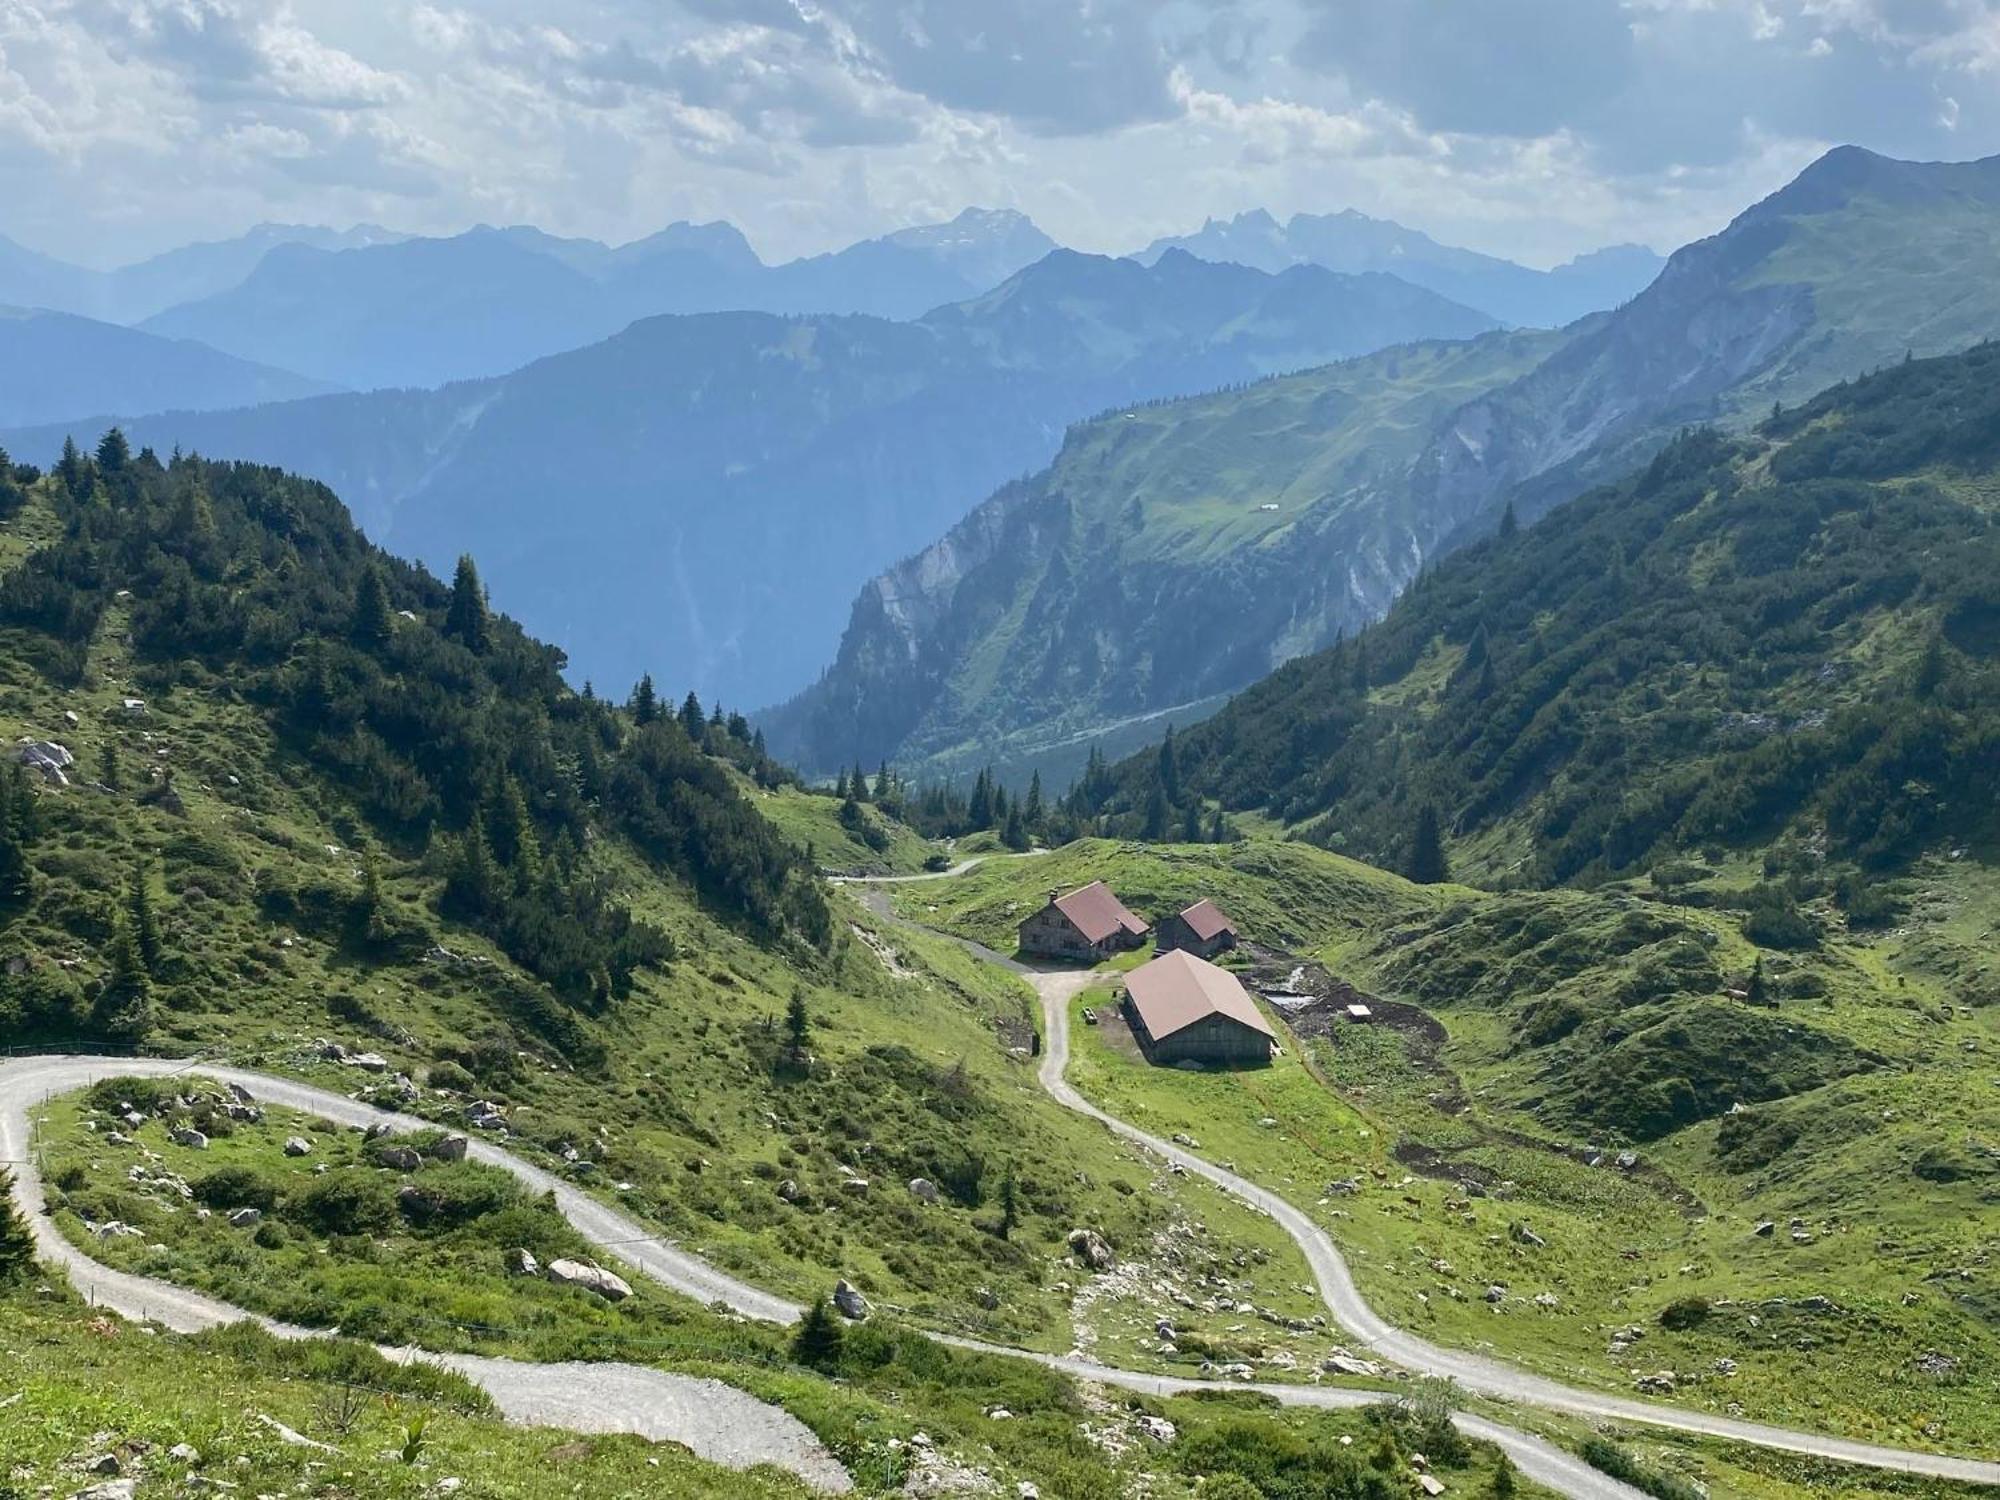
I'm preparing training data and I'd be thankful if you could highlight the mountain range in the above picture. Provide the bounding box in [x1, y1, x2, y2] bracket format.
[767, 146, 2000, 789]
[3, 250, 1496, 711]
[1139, 208, 1664, 328]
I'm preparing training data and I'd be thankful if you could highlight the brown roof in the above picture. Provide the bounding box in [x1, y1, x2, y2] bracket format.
[1125, 950, 1275, 1043]
[1176, 898, 1235, 943]
[1051, 881, 1149, 944]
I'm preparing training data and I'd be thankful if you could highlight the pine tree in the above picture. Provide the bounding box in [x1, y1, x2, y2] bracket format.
[850, 761, 870, 803]
[351, 564, 394, 648]
[1407, 802, 1450, 886]
[444, 555, 490, 652]
[129, 863, 164, 976]
[1024, 770, 1043, 825]
[0, 765, 34, 903]
[94, 911, 153, 1043]
[784, 986, 811, 1061]
[967, 769, 993, 830]
[1498, 500, 1519, 538]
[99, 739, 121, 792]
[873, 761, 892, 801]
[356, 850, 390, 946]
[1142, 783, 1169, 841]
[1180, 801, 1202, 844]
[791, 1297, 845, 1370]
[1003, 803, 1028, 851]
[1350, 635, 1370, 696]
[95, 427, 131, 472]
[679, 691, 705, 740]
[833, 767, 850, 800]
[630, 674, 659, 725]
[56, 435, 84, 493]
[0, 1171, 35, 1283]
[1157, 725, 1180, 805]
[1206, 807, 1228, 844]
[1746, 956, 1768, 1007]
[997, 1164, 1018, 1241]
[1489, 1452, 1518, 1499]
[1914, 634, 1948, 698]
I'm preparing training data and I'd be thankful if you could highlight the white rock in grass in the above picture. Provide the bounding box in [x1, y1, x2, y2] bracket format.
[545, 1258, 632, 1301]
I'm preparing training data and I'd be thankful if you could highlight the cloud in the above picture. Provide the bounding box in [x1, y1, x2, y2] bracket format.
[88, 0, 407, 109]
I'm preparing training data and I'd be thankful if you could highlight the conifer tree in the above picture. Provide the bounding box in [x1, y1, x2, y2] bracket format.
[1142, 782, 1169, 841]
[1746, 956, 1768, 1007]
[1024, 770, 1043, 825]
[1003, 803, 1027, 851]
[833, 767, 850, 800]
[0, 1170, 35, 1283]
[784, 986, 812, 1061]
[679, 691, 705, 740]
[444, 555, 490, 652]
[95, 427, 130, 472]
[1498, 500, 1519, 538]
[0, 765, 35, 903]
[997, 1164, 1019, 1240]
[1181, 801, 1202, 844]
[1489, 1453, 1518, 1500]
[94, 911, 153, 1043]
[1407, 802, 1450, 886]
[99, 739, 121, 792]
[850, 761, 870, 803]
[1157, 725, 1180, 805]
[874, 761, 892, 801]
[630, 674, 659, 725]
[791, 1296, 845, 1370]
[351, 564, 394, 648]
[56, 435, 84, 493]
[967, 769, 994, 830]
[1350, 635, 1370, 695]
[129, 863, 163, 976]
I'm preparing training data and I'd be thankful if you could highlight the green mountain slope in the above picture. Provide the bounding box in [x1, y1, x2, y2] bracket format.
[771, 147, 2000, 788]
[1101, 340, 2000, 889]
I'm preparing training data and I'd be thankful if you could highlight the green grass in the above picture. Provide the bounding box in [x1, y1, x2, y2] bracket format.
[905, 838, 2000, 1459]
[736, 776, 942, 875]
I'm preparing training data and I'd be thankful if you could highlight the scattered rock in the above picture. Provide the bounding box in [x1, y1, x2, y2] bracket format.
[169, 1127, 208, 1150]
[1322, 1353, 1384, 1378]
[254, 1412, 338, 1451]
[776, 1179, 802, 1203]
[840, 1176, 870, 1195]
[84, 1453, 121, 1476]
[1135, 1415, 1176, 1444]
[1067, 1227, 1116, 1271]
[226, 1208, 262, 1229]
[17, 739, 73, 786]
[974, 1286, 1000, 1311]
[1484, 1284, 1507, 1304]
[1508, 1221, 1546, 1247]
[282, 1136, 313, 1157]
[504, 1248, 539, 1278]
[71, 1482, 135, 1500]
[426, 1135, 469, 1163]
[375, 1146, 422, 1172]
[346, 1052, 390, 1072]
[1635, 1370, 1677, 1395]
[1533, 1293, 1560, 1309]
[545, 1258, 632, 1301]
[832, 1279, 870, 1320]
[908, 1177, 940, 1204]
[168, 1443, 200, 1464]
[1753, 1220, 1775, 1237]
[1915, 1351, 1960, 1378]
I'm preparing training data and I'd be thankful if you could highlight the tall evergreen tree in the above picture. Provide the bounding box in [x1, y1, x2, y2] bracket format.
[94, 911, 153, 1043]
[784, 986, 812, 1061]
[351, 564, 394, 648]
[850, 761, 870, 803]
[1002, 803, 1028, 851]
[95, 427, 131, 473]
[1498, 500, 1519, 538]
[873, 761, 892, 801]
[99, 740, 121, 793]
[0, 765, 35, 903]
[1407, 802, 1450, 886]
[443, 555, 490, 652]
[679, 691, 705, 740]
[0, 1170, 35, 1283]
[967, 769, 994, 830]
[56, 434, 83, 493]
[630, 674, 660, 725]
[1180, 801, 1202, 844]
[1142, 782, 1169, 841]
[1024, 770, 1044, 825]
[1157, 725, 1180, 805]
[129, 863, 164, 976]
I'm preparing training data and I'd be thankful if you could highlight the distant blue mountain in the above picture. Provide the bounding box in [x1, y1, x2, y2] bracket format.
[5, 250, 1495, 711]
[0, 306, 333, 428]
[1138, 208, 1664, 328]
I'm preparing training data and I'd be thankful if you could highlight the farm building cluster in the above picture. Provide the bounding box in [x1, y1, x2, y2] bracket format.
[1019, 882, 1273, 1067]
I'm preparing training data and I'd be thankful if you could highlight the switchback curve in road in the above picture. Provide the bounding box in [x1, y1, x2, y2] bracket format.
[1, 1053, 1641, 1500]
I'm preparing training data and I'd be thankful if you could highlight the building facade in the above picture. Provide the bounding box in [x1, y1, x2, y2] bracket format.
[1155, 898, 1238, 958]
[1018, 881, 1149, 962]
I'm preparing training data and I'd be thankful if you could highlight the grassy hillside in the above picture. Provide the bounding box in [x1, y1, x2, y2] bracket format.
[905, 838, 2000, 1456]
[770, 147, 2000, 791]
[1107, 341, 2000, 891]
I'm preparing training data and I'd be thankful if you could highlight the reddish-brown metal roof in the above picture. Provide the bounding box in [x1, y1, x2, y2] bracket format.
[1177, 898, 1235, 943]
[1125, 949, 1274, 1043]
[1051, 881, 1149, 944]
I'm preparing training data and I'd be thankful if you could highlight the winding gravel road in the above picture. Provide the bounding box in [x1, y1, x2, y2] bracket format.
[2, 1054, 1636, 1500]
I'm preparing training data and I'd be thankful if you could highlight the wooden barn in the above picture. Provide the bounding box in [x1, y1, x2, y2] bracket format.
[1155, 898, 1238, 958]
[1018, 881, 1149, 962]
[1122, 949, 1275, 1068]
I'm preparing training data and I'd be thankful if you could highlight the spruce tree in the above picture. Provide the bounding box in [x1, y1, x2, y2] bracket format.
[1498, 500, 1519, 538]
[1180, 801, 1202, 844]
[99, 739, 122, 792]
[1142, 783, 1169, 841]
[967, 769, 993, 830]
[95, 427, 131, 473]
[1024, 770, 1043, 826]
[792, 1297, 845, 1370]
[444, 555, 490, 652]
[873, 761, 892, 801]
[0, 765, 35, 903]
[0, 1171, 35, 1284]
[1489, 1452, 1518, 1499]
[1407, 802, 1450, 886]
[1157, 725, 1180, 805]
[850, 761, 870, 803]
[630, 674, 659, 725]
[351, 564, 394, 648]
[56, 435, 84, 493]
[93, 912, 153, 1043]
[784, 986, 811, 1061]
[679, 691, 705, 740]
[1003, 803, 1027, 851]
[1350, 636, 1370, 696]
[129, 863, 164, 976]
[1746, 956, 1768, 1007]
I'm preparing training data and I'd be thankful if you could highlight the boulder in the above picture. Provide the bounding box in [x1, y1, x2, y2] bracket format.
[1322, 1353, 1385, 1378]
[169, 1127, 208, 1150]
[376, 1145, 422, 1172]
[1135, 1416, 1176, 1443]
[908, 1177, 939, 1204]
[840, 1176, 869, 1195]
[1753, 1220, 1776, 1237]
[72, 1482, 136, 1500]
[227, 1207, 262, 1229]
[468, 1112, 507, 1132]
[776, 1179, 803, 1203]
[1635, 1370, 1677, 1395]
[545, 1258, 632, 1301]
[1066, 1227, 1116, 1271]
[1484, 1285, 1508, 1304]
[426, 1135, 469, 1163]
[503, 1248, 539, 1278]
[17, 739, 73, 786]
[832, 1279, 870, 1320]
[168, 1443, 200, 1464]
[84, 1455, 121, 1477]
[1509, 1221, 1546, 1248]
[283, 1136, 313, 1157]
[346, 1052, 390, 1072]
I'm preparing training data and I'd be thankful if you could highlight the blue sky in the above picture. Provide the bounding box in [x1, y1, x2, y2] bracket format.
[7, 0, 1998, 267]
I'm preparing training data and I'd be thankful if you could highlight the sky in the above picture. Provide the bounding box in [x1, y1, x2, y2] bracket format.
[5, 0, 1998, 270]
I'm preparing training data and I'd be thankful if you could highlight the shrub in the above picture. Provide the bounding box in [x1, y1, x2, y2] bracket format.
[392, 1164, 519, 1229]
[193, 1166, 278, 1212]
[289, 1175, 397, 1236]
[1658, 1296, 1711, 1331]
[1580, 1437, 1706, 1500]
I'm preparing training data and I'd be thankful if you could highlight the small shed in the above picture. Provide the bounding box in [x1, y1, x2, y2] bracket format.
[1018, 881, 1149, 962]
[1122, 950, 1275, 1068]
[1155, 898, 1238, 958]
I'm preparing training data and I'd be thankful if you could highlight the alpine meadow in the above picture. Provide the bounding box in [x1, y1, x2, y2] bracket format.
[2, 9, 1999, 1500]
